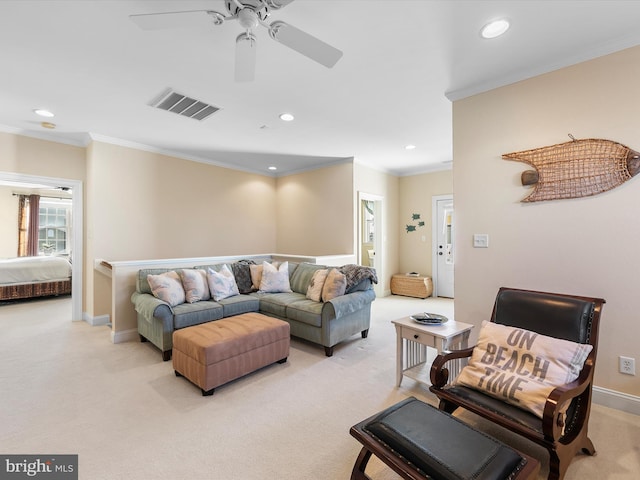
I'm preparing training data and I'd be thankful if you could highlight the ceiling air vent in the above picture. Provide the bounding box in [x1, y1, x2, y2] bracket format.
[150, 88, 221, 121]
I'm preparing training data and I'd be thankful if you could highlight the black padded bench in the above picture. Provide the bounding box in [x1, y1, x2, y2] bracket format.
[350, 397, 541, 480]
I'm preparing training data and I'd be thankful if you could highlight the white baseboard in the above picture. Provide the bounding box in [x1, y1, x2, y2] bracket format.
[593, 386, 640, 416]
[111, 328, 138, 344]
[82, 312, 110, 326]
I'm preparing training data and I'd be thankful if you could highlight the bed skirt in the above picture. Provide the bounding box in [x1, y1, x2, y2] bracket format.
[0, 279, 72, 301]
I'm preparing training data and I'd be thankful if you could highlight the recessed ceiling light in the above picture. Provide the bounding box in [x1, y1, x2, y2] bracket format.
[405, 144, 416, 150]
[34, 109, 54, 117]
[40, 122, 56, 129]
[481, 19, 510, 39]
[279, 113, 294, 122]
[268, 166, 277, 171]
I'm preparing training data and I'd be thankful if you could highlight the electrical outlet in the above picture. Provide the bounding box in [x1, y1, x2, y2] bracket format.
[619, 356, 636, 375]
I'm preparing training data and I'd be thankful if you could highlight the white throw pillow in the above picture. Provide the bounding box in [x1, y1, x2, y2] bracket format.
[259, 261, 292, 293]
[147, 271, 185, 307]
[179, 269, 210, 303]
[206, 264, 239, 301]
[306, 269, 329, 302]
[454, 321, 593, 419]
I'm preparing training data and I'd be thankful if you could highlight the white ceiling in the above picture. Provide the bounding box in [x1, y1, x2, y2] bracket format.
[2, 0, 640, 177]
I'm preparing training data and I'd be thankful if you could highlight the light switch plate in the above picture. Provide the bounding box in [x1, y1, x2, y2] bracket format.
[473, 234, 489, 248]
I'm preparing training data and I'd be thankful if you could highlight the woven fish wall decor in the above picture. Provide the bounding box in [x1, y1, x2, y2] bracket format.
[502, 136, 640, 202]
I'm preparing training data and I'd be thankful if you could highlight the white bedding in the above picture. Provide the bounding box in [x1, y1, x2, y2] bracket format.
[0, 256, 72, 285]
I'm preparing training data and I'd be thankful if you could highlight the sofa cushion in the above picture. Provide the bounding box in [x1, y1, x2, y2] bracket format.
[259, 261, 292, 293]
[289, 262, 326, 294]
[217, 294, 260, 317]
[207, 265, 240, 301]
[172, 301, 223, 329]
[179, 269, 211, 303]
[454, 320, 593, 419]
[322, 268, 347, 302]
[147, 271, 185, 307]
[306, 268, 329, 302]
[285, 299, 324, 327]
[255, 292, 305, 318]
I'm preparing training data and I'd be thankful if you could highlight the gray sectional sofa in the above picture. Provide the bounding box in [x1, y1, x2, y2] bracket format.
[131, 261, 376, 360]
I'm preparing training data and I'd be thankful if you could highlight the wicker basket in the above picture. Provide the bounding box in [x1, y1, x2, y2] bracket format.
[390, 274, 433, 298]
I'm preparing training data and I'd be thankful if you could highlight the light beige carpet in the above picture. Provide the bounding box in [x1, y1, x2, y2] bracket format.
[1, 295, 639, 480]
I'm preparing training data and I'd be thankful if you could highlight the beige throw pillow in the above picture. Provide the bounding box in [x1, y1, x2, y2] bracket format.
[147, 271, 185, 307]
[249, 264, 263, 291]
[306, 269, 329, 302]
[321, 268, 347, 302]
[454, 321, 593, 419]
[179, 269, 210, 303]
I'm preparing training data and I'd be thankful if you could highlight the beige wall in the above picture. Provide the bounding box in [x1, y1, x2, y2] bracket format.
[398, 170, 453, 277]
[87, 141, 278, 260]
[453, 46, 640, 396]
[0, 132, 86, 180]
[276, 162, 353, 256]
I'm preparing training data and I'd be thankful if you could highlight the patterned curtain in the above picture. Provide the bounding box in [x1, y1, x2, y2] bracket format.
[26, 194, 40, 256]
[17, 195, 28, 256]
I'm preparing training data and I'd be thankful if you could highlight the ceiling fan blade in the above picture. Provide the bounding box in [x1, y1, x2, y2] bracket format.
[130, 10, 225, 30]
[235, 33, 257, 82]
[269, 21, 342, 68]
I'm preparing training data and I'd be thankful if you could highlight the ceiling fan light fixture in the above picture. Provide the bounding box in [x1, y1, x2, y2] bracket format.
[237, 7, 259, 30]
[235, 32, 257, 82]
[279, 113, 294, 121]
[481, 19, 510, 39]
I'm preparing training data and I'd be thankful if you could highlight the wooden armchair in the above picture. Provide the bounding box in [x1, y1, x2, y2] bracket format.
[429, 287, 605, 480]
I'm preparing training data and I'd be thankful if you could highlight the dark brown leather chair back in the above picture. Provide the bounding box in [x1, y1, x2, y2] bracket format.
[490, 287, 597, 346]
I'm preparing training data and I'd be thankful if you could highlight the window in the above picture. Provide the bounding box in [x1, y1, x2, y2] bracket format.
[37, 198, 72, 255]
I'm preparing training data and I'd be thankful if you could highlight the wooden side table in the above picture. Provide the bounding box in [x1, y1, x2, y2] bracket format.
[390, 274, 433, 298]
[392, 316, 473, 387]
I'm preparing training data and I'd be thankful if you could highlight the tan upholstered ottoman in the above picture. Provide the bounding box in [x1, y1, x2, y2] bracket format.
[172, 312, 290, 396]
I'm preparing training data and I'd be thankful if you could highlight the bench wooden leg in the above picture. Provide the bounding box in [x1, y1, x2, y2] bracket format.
[324, 346, 334, 357]
[351, 447, 373, 480]
[201, 388, 215, 396]
[277, 357, 288, 364]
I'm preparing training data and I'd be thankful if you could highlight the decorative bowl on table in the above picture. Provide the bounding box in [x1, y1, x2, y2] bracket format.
[410, 313, 448, 325]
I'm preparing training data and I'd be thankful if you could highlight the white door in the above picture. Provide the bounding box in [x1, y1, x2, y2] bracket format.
[433, 196, 454, 298]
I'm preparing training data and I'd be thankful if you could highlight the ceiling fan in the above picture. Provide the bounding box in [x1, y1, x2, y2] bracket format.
[130, 0, 343, 82]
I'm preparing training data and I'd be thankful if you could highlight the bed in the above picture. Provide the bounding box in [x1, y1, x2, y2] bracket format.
[0, 256, 72, 301]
